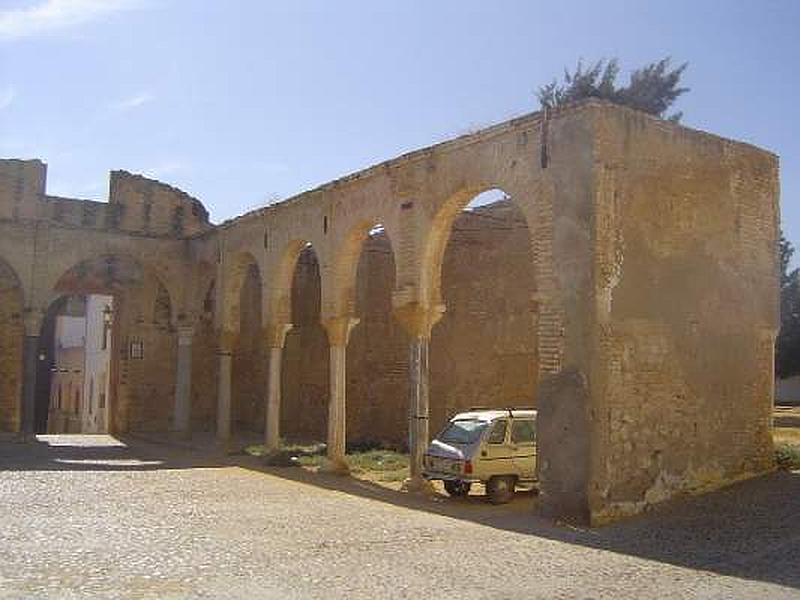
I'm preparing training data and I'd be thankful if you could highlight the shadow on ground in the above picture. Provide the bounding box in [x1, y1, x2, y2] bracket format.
[1, 433, 798, 591]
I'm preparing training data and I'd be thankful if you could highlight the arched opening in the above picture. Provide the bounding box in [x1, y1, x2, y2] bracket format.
[429, 187, 538, 473]
[232, 259, 266, 435]
[344, 224, 407, 450]
[281, 244, 328, 444]
[36, 255, 176, 434]
[0, 258, 24, 433]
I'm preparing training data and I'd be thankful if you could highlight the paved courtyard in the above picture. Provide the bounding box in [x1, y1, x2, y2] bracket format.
[0, 435, 798, 599]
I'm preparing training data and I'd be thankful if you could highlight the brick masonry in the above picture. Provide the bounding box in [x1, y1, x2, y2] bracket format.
[0, 100, 780, 524]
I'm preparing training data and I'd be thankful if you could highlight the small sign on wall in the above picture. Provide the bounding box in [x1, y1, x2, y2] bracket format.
[129, 338, 144, 360]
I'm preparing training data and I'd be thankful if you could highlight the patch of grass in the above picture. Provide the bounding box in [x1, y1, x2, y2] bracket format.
[296, 454, 324, 467]
[775, 442, 800, 471]
[348, 449, 409, 482]
[288, 447, 410, 482]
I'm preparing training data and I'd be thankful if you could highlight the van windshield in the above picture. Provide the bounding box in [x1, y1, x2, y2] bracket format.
[438, 419, 489, 444]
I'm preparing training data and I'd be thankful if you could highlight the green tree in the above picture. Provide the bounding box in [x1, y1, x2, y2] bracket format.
[537, 57, 689, 121]
[776, 232, 800, 378]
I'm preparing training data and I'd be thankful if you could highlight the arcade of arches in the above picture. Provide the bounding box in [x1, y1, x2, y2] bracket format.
[0, 101, 780, 524]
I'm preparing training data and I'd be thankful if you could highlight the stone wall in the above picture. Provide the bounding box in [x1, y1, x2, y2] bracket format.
[0, 282, 23, 432]
[587, 106, 779, 522]
[116, 279, 178, 432]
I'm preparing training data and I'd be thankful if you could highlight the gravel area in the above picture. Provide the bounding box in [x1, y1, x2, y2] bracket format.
[0, 435, 798, 599]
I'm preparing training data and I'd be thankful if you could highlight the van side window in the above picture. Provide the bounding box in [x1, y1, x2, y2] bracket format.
[511, 420, 536, 444]
[486, 419, 507, 444]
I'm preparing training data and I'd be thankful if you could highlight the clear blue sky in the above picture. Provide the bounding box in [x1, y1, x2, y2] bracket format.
[1, 1, 799, 244]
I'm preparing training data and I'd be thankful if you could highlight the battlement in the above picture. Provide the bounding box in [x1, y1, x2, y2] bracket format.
[0, 159, 211, 237]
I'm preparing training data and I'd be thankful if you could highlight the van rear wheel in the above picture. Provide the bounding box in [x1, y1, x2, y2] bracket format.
[487, 476, 515, 504]
[444, 479, 471, 497]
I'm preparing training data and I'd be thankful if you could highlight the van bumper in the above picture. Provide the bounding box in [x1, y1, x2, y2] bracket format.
[422, 470, 481, 483]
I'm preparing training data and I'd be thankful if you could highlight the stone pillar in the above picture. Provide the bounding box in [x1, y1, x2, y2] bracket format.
[392, 303, 445, 490]
[173, 326, 194, 437]
[264, 323, 292, 451]
[216, 330, 235, 443]
[321, 316, 359, 473]
[20, 334, 40, 437]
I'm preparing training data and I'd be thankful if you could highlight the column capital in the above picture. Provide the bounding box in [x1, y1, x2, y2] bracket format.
[177, 326, 195, 346]
[265, 322, 293, 349]
[322, 315, 360, 347]
[22, 309, 44, 337]
[392, 302, 445, 339]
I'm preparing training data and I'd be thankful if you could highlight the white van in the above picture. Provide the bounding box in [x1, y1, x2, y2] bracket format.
[422, 408, 537, 504]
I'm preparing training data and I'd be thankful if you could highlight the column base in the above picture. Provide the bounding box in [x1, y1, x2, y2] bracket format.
[401, 476, 435, 495]
[320, 457, 350, 475]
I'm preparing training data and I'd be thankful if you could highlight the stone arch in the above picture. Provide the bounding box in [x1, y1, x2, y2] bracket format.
[220, 251, 262, 335]
[0, 257, 24, 432]
[427, 186, 541, 430]
[280, 241, 328, 443]
[420, 183, 540, 308]
[43, 254, 178, 433]
[41, 249, 179, 320]
[268, 239, 312, 326]
[328, 220, 396, 319]
[230, 254, 266, 433]
[340, 223, 406, 447]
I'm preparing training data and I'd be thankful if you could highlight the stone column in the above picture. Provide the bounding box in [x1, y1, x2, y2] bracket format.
[173, 326, 194, 437]
[321, 316, 359, 473]
[393, 303, 445, 490]
[264, 323, 292, 451]
[216, 330, 235, 444]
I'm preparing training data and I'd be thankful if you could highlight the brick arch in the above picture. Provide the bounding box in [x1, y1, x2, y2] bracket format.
[0, 255, 25, 304]
[41, 249, 180, 320]
[326, 220, 396, 320]
[419, 177, 564, 378]
[219, 251, 261, 335]
[267, 239, 314, 327]
[420, 183, 539, 308]
[47, 254, 174, 327]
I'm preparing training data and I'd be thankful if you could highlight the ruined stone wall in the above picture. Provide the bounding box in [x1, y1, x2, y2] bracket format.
[109, 171, 211, 237]
[281, 202, 538, 447]
[588, 106, 779, 522]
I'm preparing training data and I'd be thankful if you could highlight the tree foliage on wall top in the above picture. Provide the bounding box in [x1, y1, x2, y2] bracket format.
[537, 57, 689, 122]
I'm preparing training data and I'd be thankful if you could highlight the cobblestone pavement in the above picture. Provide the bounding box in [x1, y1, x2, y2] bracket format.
[0, 435, 798, 599]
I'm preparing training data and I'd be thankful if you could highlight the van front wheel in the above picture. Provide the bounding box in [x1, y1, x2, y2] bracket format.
[487, 476, 515, 504]
[444, 479, 471, 497]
